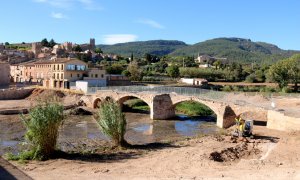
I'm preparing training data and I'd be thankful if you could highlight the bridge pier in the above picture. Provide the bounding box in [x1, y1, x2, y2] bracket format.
[151, 94, 175, 120]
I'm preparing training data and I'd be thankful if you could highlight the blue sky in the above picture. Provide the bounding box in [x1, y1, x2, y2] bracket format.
[0, 0, 299, 50]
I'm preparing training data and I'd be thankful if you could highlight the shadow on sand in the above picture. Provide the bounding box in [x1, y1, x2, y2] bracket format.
[252, 135, 280, 143]
[52, 142, 182, 163]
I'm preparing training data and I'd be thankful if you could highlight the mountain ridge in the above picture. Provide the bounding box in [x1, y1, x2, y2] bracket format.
[96, 38, 300, 63]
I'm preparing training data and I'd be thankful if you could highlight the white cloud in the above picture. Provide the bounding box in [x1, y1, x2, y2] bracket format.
[102, 34, 138, 45]
[33, 0, 102, 10]
[137, 18, 165, 29]
[51, 12, 67, 19]
[34, 0, 73, 9]
[78, 0, 103, 10]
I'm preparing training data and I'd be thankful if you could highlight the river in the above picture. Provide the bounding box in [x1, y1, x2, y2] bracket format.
[0, 113, 218, 155]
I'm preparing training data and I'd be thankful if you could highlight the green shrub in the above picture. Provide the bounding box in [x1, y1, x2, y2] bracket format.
[96, 100, 128, 147]
[232, 86, 240, 91]
[19, 102, 64, 160]
[245, 74, 256, 83]
[281, 87, 292, 93]
[222, 85, 232, 92]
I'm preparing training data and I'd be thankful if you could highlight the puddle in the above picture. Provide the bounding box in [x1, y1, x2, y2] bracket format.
[0, 113, 218, 155]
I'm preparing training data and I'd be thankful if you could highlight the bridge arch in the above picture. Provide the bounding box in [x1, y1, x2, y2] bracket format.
[172, 97, 219, 116]
[93, 98, 102, 109]
[117, 94, 151, 108]
[172, 99, 216, 118]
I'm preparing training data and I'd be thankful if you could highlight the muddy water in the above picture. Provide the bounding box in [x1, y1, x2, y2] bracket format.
[0, 113, 218, 155]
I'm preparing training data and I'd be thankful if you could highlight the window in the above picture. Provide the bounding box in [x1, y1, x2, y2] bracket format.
[71, 73, 72, 77]
[67, 64, 75, 70]
[54, 65, 55, 70]
[77, 74, 80, 78]
[57, 73, 59, 79]
[61, 73, 63, 79]
[101, 74, 104, 78]
[61, 64, 64, 70]
[95, 74, 98, 78]
[57, 64, 60, 71]
[66, 64, 86, 71]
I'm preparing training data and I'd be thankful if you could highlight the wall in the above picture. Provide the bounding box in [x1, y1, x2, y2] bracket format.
[267, 110, 300, 131]
[180, 78, 194, 85]
[0, 88, 34, 100]
[0, 63, 10, 86]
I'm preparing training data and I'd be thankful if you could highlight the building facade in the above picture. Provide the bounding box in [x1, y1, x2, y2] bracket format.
[37, 58, 88, 89]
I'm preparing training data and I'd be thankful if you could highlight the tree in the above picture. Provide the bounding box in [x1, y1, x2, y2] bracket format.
[127, 61, 143, 81]
[5, 42, 9, 46]
[130, 53, 134, 62]
[255, 69, 265, 82]
[269, 58, 290, 89]
[145, 53, 152, 64]
[166, 65, 180, 78]
[96, 100, 128, 147]
[73, 45, 82, 52]
[41, 38, 49, 47]
[95, 47, 103, 54]
[213, 60, 221, 70]
[106, 63, 125, 74]
[49, 39, 56, 48]
[286, 54, 300, 91]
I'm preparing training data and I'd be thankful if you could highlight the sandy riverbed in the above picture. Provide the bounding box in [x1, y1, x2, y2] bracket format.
[9, 125, 300, 180]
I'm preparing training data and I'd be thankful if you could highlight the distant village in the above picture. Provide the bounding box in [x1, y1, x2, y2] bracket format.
[0, 38, 130, 92]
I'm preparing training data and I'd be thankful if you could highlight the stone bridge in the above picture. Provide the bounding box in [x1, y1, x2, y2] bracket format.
[81, 88, 268, 129]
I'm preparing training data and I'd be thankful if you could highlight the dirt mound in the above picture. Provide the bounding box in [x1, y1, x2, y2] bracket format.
[27, 89, 66, 101]
[209, 142, 261, 162]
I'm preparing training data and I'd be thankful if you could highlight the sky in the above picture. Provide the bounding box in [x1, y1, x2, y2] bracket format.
[0, 0, 299, 50]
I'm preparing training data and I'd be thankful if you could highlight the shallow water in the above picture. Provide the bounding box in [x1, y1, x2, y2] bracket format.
[0, 113, 218, 155]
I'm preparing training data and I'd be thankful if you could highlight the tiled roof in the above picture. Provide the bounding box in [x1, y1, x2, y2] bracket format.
[34, 58, 79, 64]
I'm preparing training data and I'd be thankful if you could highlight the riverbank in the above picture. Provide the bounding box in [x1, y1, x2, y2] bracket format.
[6, 125, 300, 179]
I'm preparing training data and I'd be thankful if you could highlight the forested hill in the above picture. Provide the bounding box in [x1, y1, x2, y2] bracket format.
[97, 38, 299, 64]
[97, 40, 187, 57]
[170, 38, 300, 64]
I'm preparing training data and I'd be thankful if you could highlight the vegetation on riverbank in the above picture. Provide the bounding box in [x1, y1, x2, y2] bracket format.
[96, 100, 128, 147]
[7, 101, 64, 161]
[175, 101, 214, 116]
[123, 99, 150, 112]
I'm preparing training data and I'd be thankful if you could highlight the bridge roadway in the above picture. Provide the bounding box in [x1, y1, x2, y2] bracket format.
[81, 86, 268, 128]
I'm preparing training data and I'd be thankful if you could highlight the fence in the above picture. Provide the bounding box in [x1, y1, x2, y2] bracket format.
[87, 86, 227, 101]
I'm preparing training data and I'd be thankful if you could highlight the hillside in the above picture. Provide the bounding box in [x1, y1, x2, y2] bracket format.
[170, 38, 300, 64]
[97, 40, 187, 57]
[97, 38, 299, 64]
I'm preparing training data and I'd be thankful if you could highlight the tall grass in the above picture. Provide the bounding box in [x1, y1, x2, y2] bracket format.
[18, 102, 64, 160]
[6, 99, 64, 161]
[96, 100, 128, 147]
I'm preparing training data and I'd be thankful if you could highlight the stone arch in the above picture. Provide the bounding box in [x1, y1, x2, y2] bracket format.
[93, 98, 102, 109]
[172, 97, 219, 117]
[172, 98, 217, 121]
[117, 95, 152, 114]
[104, 96, 112, 101]
[117, 95, 151, 107]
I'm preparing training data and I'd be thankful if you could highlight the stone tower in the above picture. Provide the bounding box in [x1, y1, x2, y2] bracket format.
[32, 42, 42, 57]
[0, 43, 4, 52]
[63, 42, 73, 52]
[90, 38, 95, 51]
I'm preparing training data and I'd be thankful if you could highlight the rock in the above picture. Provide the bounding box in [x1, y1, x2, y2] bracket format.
[70, 107, 93, 115]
